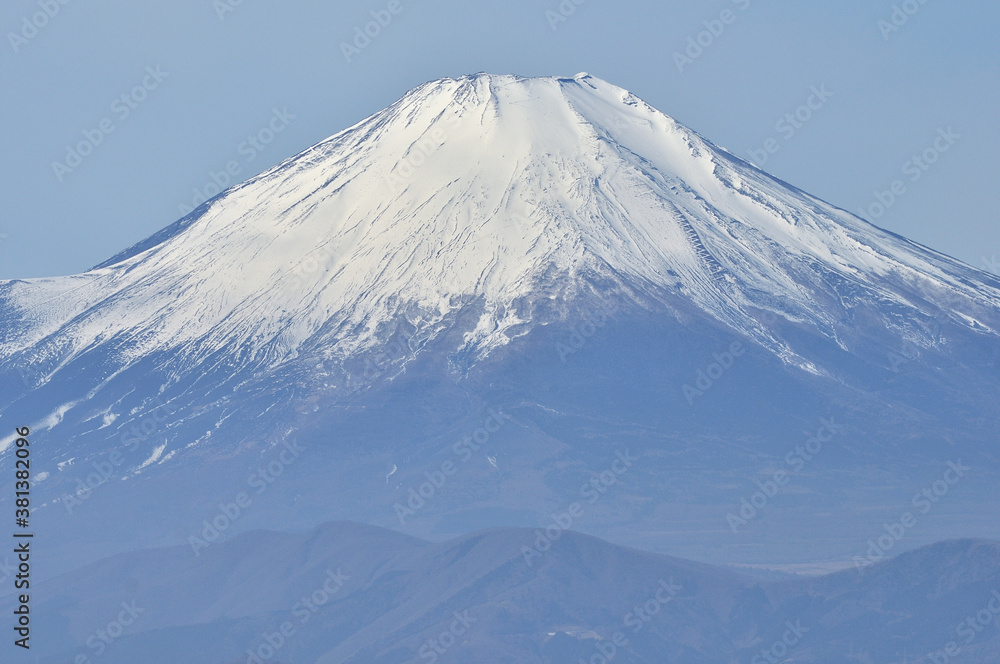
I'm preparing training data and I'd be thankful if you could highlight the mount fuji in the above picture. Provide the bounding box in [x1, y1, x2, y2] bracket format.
[2, 73, 999, 584]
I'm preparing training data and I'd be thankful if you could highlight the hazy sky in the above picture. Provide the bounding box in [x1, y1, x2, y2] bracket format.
[2, 0, 997, 279]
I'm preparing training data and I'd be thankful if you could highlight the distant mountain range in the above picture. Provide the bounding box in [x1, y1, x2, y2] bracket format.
[4, 521, 997, 663]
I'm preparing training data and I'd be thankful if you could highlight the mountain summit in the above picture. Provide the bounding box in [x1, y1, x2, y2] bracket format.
[2, 74, 999, 575]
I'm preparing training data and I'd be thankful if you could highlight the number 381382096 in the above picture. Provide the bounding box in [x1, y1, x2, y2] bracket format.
[14, 427, 30, 518]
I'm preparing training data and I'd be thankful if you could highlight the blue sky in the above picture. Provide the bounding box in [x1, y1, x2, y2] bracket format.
[2, 0, 997, 279]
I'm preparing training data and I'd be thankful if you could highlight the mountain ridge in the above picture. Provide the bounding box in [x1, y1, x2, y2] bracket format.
[6, 521, 998, 664]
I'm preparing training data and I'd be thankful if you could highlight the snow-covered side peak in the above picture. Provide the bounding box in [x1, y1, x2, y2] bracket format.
[3, 73, 999, 380]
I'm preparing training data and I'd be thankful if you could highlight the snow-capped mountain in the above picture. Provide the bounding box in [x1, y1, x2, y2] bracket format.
[4, 73, 997, 389]
[2, 73, 999, 576]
